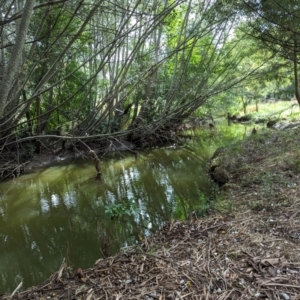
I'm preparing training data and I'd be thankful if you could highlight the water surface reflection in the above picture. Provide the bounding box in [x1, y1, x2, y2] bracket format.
[0, 124, 247, 293]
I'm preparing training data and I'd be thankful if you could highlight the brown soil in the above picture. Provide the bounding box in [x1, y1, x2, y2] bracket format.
[2, 127, 300, 299]
[0, 139, 137, 180]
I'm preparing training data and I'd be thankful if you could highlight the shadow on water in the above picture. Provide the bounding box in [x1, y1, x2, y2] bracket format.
[0, 121, 256, 293]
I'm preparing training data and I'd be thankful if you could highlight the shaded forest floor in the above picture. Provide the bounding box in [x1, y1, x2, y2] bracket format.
[2, 126, 300, 299]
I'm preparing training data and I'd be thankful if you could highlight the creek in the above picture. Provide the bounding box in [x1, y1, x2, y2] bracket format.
[0, 122, 252, 294]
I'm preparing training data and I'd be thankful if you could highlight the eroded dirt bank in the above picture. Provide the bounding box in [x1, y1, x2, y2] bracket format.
[2, 127, 300, 299]
[0, 139, 137, 180]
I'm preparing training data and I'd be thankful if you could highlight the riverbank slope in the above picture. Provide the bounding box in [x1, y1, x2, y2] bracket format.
[2, 126, 300, 300]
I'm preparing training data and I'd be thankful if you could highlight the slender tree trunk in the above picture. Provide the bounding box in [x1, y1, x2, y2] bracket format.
[0, 0, 35, 119]
[293, 35, 300, 106]
[241, 96, 247, 114]
[22, 90, 32, 134]
[40, 87, 54, 133]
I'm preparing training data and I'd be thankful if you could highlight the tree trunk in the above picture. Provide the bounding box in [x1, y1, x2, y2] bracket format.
[293, 35, 300, 106]
[241, 96, 247, 114]
[0, 0, 35, 119]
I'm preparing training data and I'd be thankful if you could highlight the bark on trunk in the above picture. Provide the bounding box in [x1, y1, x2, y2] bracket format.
[0, 0, 35, 119]
[293, 34, 300, 106]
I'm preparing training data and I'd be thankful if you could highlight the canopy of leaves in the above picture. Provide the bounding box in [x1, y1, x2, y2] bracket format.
[0, 0, 298, 155]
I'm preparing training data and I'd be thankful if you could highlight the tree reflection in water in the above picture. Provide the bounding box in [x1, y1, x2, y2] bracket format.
[0, 124, 246, 293]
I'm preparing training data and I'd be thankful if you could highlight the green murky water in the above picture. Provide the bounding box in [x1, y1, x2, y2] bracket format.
[0, 123, 252, 294]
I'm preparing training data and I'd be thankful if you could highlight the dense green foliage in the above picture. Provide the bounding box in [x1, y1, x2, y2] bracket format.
[0, 0, 298, 156]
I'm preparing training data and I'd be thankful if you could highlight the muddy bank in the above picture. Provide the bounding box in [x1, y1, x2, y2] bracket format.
[1, 116, 216, 181]
[0, 139, 137, 180]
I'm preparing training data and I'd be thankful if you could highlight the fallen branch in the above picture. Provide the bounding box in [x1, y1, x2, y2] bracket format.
[261, 283, 300, 289]
[76, 139, 102, 180]
[9, 282, 22, 299]
[89, 150, 101, 180]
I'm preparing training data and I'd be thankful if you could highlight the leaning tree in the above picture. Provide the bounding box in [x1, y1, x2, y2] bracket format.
[0, 0, 261, 164]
